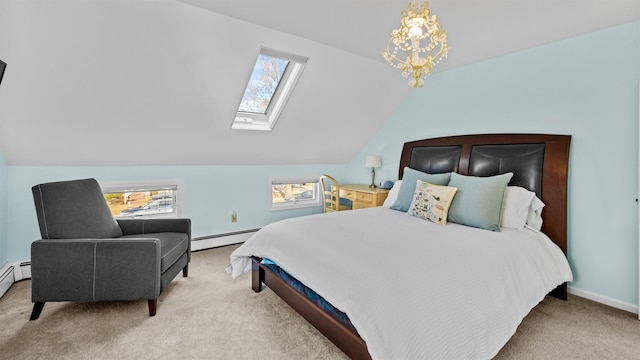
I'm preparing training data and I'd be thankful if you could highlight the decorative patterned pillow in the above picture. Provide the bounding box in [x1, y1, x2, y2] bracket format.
[407, 180, 458, 225]
[390, 167, 451, 212]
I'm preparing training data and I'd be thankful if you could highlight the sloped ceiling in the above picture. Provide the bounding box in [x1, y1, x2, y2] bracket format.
[0, 0, 638, 166]
[180, 0, 640, 71]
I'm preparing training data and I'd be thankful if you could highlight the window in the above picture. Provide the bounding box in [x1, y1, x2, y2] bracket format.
[101, 181, 180, 218]
[232, 47, 308, 131]
[271, 178, 321, 210]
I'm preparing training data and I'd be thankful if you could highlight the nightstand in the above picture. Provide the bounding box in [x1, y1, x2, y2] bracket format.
[334, 184, 390, 210]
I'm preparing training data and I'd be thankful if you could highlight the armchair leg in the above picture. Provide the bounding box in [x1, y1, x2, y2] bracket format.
[148, 299, 157, 316]
[182, 264, 188, 277]
[29, 302, 45, 321]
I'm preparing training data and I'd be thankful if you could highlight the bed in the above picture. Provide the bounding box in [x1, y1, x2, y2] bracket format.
[228, 133, 572, 359]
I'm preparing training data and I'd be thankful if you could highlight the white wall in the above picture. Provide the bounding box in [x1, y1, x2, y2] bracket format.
[350, 21, 640, 309]
[0, 0, 392, 269]
[0, 0, 409, 167]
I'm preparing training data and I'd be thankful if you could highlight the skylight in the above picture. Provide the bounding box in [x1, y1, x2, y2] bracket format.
[232, 47, 308, 131]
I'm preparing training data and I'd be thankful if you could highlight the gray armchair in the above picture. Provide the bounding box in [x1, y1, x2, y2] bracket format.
[29, 178, 191, 320]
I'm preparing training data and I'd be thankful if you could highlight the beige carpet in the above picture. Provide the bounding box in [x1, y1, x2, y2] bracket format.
[0, 244, 639, 360]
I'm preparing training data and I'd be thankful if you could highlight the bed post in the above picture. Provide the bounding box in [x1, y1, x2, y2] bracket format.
[550, 283, 568, 300]
[251, 257, 265, 292]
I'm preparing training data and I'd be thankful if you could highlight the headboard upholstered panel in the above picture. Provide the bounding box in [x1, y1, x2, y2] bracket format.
[409, 146, 461, 174]
[398, 134, 571, 260]
[469, 144, 545, 198]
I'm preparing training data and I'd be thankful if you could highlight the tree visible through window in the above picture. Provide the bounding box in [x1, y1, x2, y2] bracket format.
[238, 54, 289, 114]
[232, 47, 308, 131]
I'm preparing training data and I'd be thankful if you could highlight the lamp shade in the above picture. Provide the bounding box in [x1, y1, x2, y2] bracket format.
[365, 155, 382, 168]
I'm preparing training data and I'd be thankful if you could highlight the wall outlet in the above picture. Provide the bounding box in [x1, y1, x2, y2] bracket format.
[231, 211, 237, 223]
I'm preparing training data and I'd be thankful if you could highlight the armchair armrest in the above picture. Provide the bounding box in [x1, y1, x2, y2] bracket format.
[31, 238, 161, 302]
[117, 218, 191, 237]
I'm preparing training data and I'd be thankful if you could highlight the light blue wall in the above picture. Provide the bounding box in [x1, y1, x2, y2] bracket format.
[3, 21, 639, 309]
[5, 164, 349, 261]
[0, 148, 8, 265]
[351, 21, 640, 307]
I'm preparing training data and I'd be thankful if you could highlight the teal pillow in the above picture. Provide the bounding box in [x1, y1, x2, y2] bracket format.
[390, 167, 451, 212]
[447, 172, 513, 231]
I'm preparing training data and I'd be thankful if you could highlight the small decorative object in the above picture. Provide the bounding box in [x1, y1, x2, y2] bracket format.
[365, 155, 382, 189]
[381, 1, 450, 88]
[381, 180, 395, 190]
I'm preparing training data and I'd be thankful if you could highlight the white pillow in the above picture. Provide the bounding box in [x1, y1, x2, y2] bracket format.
[382, 180, 402, 208]
[500, 186, 535, 230]
[500, 186, 546, 231]
[526, 195, 545, 231]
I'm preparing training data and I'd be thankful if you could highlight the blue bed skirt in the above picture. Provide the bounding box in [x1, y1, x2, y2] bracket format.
[261, 258, 357, 333]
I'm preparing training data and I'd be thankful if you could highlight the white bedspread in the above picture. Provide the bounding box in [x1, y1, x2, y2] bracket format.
[229, 207, 572, 360]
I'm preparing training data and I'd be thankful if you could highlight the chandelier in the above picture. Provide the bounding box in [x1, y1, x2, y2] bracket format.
[382, 1, 450, 88]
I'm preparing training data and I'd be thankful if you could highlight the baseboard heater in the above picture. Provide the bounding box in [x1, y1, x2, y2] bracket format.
[0, 266, 15, 299]
[192, 229, 259, 251]
[0, 261, 31, 299]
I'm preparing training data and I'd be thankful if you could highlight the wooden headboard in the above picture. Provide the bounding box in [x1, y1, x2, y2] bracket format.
[399, 134, 571, 258]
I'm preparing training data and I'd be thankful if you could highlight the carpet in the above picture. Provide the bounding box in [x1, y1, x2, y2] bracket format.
[1, 244, 639, 359]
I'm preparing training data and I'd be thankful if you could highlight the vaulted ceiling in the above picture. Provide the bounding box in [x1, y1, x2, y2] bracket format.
[0, 0, 638, 166]
[181, 0, 640, 71]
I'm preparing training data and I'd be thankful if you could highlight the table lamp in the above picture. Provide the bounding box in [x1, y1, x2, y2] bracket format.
[365, 155, 382, 189]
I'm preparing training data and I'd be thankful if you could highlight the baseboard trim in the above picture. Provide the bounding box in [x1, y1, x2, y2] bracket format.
[191, 229, 259, 251]
[0, 263, 15, 299]
[0, 260, 31, 299]
[568, 286, 638, 315]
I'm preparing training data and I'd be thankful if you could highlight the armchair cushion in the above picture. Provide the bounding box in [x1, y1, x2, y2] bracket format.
[119, 232, 189, 273]
[117, 218, 191, 237]
[32, 178, 122, 239]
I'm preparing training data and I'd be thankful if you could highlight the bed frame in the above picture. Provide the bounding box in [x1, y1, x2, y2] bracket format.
[251, 133, 571, 360]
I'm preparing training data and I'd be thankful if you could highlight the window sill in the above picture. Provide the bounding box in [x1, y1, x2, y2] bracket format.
[269, 201, 322, 212]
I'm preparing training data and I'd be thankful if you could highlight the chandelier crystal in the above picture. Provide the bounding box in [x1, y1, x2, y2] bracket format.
[382, 1, 450, 88]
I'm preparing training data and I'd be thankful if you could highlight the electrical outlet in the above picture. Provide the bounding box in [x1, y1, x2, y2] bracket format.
[231, 211, 237, 223]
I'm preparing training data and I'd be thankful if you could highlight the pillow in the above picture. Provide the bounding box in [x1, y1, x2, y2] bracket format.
[390, 168, 451, 212]
[447, 172, 513, 231]
[526, 196, 545, 231]
[407, 180, 458, 225]
[382, 180, 402, 208]
[500, 186, 535, 230]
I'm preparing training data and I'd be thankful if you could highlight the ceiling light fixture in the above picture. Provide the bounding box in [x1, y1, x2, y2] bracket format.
[382, 1, 450, 88]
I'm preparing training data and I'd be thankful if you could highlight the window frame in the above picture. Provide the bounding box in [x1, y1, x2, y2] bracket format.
[100, 180, 183, 219]
[269, 177, 322, 211]
[232, 47, 308, 131]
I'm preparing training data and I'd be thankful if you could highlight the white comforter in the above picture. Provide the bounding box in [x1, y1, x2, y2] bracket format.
[229, 207, 572, 360]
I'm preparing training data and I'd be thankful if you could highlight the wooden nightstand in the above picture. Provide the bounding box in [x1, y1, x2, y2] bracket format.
[334, 184, 390, 210]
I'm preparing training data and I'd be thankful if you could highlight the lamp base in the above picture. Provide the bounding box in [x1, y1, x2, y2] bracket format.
[370, 168, 377, 189]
